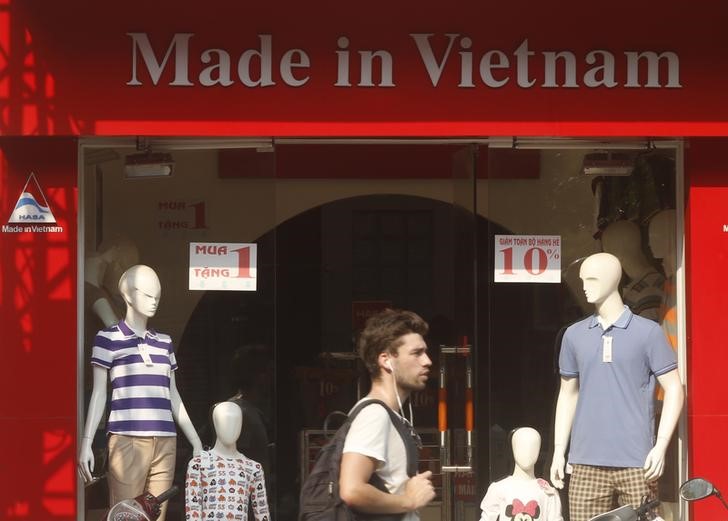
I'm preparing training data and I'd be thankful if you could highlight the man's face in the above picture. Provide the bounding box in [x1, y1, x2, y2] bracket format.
[391, 333, 432, 392]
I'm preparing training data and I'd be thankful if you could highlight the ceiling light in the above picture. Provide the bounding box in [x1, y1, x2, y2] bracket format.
[124, 151, 174, 178]
[582, 151, 634, 176]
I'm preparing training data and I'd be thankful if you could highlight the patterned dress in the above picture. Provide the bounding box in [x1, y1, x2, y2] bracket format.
[185, 450, 270, 521]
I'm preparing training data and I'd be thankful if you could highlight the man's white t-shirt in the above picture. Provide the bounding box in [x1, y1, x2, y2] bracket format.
[342, 400, 417, 521]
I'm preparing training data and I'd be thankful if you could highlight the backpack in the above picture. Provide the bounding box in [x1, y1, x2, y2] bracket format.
[298, 399, 419, 521]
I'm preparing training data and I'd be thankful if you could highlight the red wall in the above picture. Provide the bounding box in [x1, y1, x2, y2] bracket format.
[0, 138, 77, 520]
[686, 138, 728, 519]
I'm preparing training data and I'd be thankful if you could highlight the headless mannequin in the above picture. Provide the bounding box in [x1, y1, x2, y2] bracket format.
[185, 402, 270, 521]
[480, 427, 562, 521]
[601, 220, 664, 321]
[648, 210, 679, 520]
[79, 265, 202, 521]
[85, 237, 139, 327]
[648, 210, 677, 280]
[549, 253, 683, 520]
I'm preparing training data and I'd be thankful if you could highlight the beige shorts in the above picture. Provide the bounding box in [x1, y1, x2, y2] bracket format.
[107, 434, 177, 521]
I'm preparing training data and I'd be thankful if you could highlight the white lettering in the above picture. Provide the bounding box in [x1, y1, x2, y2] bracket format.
[543, 51, 577, 88]
[584, 50, 617, 88]
[237, 34, 276, 87]
[127, 32, 193, 86]
[410, 33, 459, 87]
[479, 51, 509, 88]
[335, 36, 351, 87]
[458, 37, 474, 88]
[514, 39, 535, 88]
[199, 49, 233, 87]
[358, 50, 394, 87]
[280, 49, 310, 87]
[625, 51, 681, 88]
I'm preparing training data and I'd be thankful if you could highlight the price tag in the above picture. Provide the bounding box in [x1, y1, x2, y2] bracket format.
[494, 235, 561, 283]
[138, 343, 154, 366]
[602, 336, 613, 363]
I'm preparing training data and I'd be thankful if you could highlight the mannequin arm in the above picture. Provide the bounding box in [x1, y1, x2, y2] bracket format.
[550, 376, 579, 489]
[91, 298, 121, 328]
[643, 368, 684, 481]
[170, 373, 203, 455]
[79, 366, 108, 482]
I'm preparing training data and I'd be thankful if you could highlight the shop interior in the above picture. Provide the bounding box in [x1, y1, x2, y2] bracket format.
[79, 140, 682, 520]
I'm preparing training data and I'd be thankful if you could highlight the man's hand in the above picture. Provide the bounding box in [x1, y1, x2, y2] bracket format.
[404, 471, 436, 511]
[550, 453, 566, 489]
[643, 439, 668, 482]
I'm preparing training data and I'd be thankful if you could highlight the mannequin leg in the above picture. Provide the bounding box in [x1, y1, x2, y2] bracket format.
[145, 436, 177, 521]
[107, 435, 154, 505]
[568, 465, 615, 521]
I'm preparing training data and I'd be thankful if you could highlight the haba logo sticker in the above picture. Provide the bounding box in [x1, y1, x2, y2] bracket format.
[2, 172, 63, 233]
[9, 172, 56, 223]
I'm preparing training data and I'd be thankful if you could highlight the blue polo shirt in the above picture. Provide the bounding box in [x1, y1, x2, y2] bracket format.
[559, 306, 677, 468]
[91, 320, 178, 437]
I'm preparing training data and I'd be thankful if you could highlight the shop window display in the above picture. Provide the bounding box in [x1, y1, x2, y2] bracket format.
[79, 142, 682, 521]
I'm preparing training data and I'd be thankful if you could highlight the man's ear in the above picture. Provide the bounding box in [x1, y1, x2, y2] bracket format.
[378, 352, 392, 372]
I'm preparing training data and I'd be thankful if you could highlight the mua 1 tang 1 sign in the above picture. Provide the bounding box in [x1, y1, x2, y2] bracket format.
[189, 242, 257, 291]
[494, 235, 561, 283]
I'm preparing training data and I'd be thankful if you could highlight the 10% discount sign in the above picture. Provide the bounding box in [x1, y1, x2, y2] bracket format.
[494, 235, 561, 283]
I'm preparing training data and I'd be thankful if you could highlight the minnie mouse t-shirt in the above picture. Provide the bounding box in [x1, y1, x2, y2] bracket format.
[479, 476, 562, 521]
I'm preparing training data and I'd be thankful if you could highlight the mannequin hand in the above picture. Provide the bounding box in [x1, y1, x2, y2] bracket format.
[78, 443, 95, 483]
[550, 453, 566, 489]
[192, 441, 203, 457]
[643, 440, 668, 481]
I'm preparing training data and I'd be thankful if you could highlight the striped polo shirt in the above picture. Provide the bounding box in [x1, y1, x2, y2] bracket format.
[91, 320, 178, 437]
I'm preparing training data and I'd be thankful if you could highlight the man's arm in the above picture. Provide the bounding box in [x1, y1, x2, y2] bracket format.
[550, 375, 579, 489]
[339, 452, 434, 514]
[643, 368, 684, 481]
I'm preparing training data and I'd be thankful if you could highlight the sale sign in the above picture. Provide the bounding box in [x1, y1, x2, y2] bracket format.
[189, 242, 257, 291]
[494, 235, 561, 283]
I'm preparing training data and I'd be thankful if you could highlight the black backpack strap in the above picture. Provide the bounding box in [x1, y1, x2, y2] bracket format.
[347, 399, 419, 477]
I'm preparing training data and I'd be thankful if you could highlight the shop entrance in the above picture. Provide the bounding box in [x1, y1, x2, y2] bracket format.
[79, 140, 682, 521]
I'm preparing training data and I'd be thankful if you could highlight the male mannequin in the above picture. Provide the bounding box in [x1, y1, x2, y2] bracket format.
[601, 220, 664, 322]
[648, 209, 679, 520]
[79, 264, 202, 521]
[480, 427, 562, 521]
[185, 402, 270, 521]
[549, 253, 683, 521]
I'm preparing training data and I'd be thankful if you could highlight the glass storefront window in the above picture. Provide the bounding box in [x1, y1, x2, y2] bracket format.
[79, 140, 682, 521]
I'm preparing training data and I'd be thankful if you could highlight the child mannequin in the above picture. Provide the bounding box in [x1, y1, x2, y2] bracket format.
[185, 402, 270, 521]
[480, 427, 562, 521]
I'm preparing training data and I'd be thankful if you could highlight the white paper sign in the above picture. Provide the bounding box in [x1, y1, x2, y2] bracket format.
[189, 242, 257, 291]
[494, 235, 561, 283]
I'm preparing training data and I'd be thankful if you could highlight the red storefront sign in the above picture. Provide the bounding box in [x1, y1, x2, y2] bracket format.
[1, 1, 727, 137]
[1, 2, 728, 520]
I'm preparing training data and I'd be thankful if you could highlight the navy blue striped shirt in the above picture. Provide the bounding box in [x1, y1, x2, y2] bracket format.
[91, 320, 178, 436]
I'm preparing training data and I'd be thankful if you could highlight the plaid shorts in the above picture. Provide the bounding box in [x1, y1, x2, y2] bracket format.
[568, 464, 658, 521]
